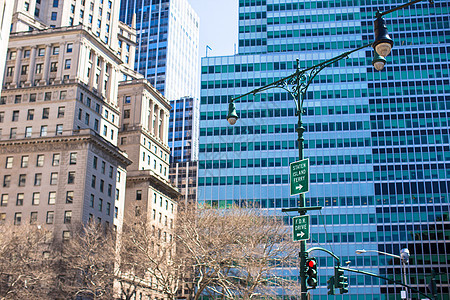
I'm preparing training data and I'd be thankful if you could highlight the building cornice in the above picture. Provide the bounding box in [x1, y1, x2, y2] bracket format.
[127, 170, 180, 200]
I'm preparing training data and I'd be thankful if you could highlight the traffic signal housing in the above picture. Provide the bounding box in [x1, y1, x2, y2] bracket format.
[305, 257, 318, 289]
[334, 266, 349, 294]
[327, 276, 335, 295]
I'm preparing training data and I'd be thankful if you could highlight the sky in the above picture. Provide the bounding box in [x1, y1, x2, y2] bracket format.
[188, 0, 238, 58]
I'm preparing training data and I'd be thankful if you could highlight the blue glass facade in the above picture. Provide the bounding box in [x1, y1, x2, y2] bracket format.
[199, 0, 450, 298]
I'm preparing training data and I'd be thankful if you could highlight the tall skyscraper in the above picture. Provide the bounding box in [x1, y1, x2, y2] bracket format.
[119, 0, 199, 100]
[120, 0, 201, 202]
[199, 0, 450, 298]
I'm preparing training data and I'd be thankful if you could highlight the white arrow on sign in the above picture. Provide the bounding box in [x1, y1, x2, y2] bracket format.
[296, 184, 303, 190]
[297, 232, 305, 237]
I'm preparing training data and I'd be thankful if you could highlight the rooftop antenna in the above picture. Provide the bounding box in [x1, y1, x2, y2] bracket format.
[206, 45, 212, 57]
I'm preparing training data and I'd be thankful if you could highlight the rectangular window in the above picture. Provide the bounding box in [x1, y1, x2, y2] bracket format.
[34, 173, 42, 186]
[100, 179, 104, 192]
[46, 211, 54, 224]
[85, 113, 90, 125]
[1, 194, 8, 206]
[38, 48, 45, 56]
[50, 172, 58, 185]
[25, 127, 32, 138]
[42, 108, 49, 119]
[21, 65, 28, 75]
[3, 175, 11, 187]
[93, 156, 98, 169]
[68, 171, 75, 184]
[40, 126, 47, 136]
[50, 62, 57, 72]
[12, 110, 19, 121]
[32, 192, 40, 205]
[57, 107, 65, 118]
[16, 193, 24, 206]
[27, 109, 34, 120]
[14, 95, 21, 103]
[30, 212, 38, 224]
[48, 192, 56, 205]
[66, 43, 73, 52]
[14, 213, 22, 225]
[64, 59, 71, 69]
[18, 174, 26, 186]
[98, 198, 103, 211]
[51, 12, 57, 20]
[29, 93, 36, 102]
[5, 157, 13, 168]
[44, 92, 51, 101]
[60, 91, 66, 99]
[35, 63, 43, 73]
[106, 202, 111, 215]
[36, 154, 44, 166]
[66, 191, 74, 204]
[90, 194, 94, 207]
[69, 152, 77, 164]
[62, 231, 70, 240]
[6, 66, 13, 76]
[52, 154, 60, 166]
[21, 156, 29, 168]
[136, 190, 142, 200]
[64, 211, 72, 224]
[56, 124, 63, 135]
[10, 128, 17, 139]
[109, 166, 113, 178]
[91, 175, 96, 188]
[0, 111, 4, 123]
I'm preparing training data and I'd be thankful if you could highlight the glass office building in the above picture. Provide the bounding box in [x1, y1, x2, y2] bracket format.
[119, 0, 199, 100]
[199, 0, 450, 298]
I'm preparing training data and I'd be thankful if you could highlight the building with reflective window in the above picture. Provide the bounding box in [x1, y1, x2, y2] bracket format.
[119, 0, 199, 100]
[120, 0, 200, 202]
[199, 0, 450, 298]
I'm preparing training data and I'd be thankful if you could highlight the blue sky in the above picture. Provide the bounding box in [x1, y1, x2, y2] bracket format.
[189, 0, 238, 58]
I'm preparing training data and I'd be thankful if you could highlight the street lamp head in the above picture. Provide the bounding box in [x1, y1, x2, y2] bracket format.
[227, 101, 239, 125]
[373, 12, 394, 57]
[400, 248, 410, 263]
[372, 51, 386, 71]
[355, 249, 367, 255]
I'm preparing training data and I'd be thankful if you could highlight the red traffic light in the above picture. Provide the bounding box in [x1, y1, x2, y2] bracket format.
[308, 259, 316, 268]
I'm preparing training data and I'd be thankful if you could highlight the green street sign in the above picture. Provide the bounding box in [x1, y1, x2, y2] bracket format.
[290, 159, 309, 195]
[293, 215, 310, 241]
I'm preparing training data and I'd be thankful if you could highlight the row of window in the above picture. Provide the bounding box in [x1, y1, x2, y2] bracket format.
[0, 91, 67, 105]
[5, 60, 72, 78]
[4, 153, 77, 169]
[0, 190, 73, 207]
[0, 107, 65, 124]
[8, 44, 72, 61]
[3, 171, 76, 188]
[5, 210, 71, 226]
[89, 194, 112, 216]
[5, 124, 64, 139]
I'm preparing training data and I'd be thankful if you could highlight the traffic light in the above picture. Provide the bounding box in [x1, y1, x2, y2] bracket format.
[334, 266, 348, 294]
[327, 276, 335, 295]
[305, 257, 318, 289]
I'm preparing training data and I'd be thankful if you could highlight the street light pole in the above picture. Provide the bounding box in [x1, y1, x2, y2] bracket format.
[225, 1, 434, 299]
[356, 248, 410, 299]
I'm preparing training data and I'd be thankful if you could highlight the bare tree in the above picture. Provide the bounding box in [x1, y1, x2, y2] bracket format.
[176, 205, 301, 300]
[55, 221, 116, 299]
[115, 212, 185, 300]
[0, 223, 54, 300]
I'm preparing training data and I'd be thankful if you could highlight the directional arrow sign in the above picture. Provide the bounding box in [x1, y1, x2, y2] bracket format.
[293, 215, 310, 241]
[290, 159, 309, 196]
